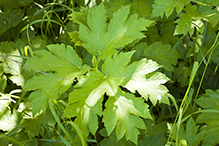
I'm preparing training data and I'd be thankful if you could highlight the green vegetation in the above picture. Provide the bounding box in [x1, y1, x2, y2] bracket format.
[0, 0, 219, 145]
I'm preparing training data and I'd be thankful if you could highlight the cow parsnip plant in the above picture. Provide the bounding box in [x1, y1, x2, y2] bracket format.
[0, 0, 219, 146]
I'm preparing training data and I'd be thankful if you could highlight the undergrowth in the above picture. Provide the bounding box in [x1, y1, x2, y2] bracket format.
[0, 0, 219, 146]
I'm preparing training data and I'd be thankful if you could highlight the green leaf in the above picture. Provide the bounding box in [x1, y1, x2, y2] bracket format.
[101, 51, 135, 85]
[196, 89, 219, 145]
[65, 51, 169, 143]
[137, 121, 167, 146]
[190, 0, 219, 6]
[174, 4, 219, 35]
[0, 66, 7, 92]
[178, 117, 205, 146]
[144, 20, 180, 46]
[131, 0, 154, 19]
[0, 9, 24, 36]
[20, 110, 54, 139]
[103, 89, 151, 145]
[23, 44, 89, 116]
[24, 76, 68, 116]
[174, 4, 200, 36]
[0, 42, 20, 75]
[174, 62, 192, 87]
[0, 41, 27, 87]
[151, 0, 190, 18]
[137, 133, 166, 146]
[196, 23, 219, 65]
[20, 113, 46, 138]
[78, 3, 154, 60]
[99, 129, 134, 146]
[30, 38, 47, 51]
[70, 7, 90, 27]
[132, 42, 180, 71]
[69, 31, 83, 46]
[0, 94, 20, 131]
[124, 59, 170, 106]
[196, 6, 219, 25]
[201, 61, 219, 90]
[25, 44, 89, 76]
[64, 69, 105, 135]
[103, 0, 129, 19]
[64, 51, 135, 136]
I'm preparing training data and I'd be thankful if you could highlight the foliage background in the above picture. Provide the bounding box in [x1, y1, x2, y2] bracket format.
[0, 0, 219, 145]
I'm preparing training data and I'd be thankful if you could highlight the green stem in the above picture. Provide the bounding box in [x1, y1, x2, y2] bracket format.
[0, 135, 24, 146]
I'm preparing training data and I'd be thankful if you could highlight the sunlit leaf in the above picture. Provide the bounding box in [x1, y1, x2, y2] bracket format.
[151, 0, 190, 18]
[78, 3, 154, 60]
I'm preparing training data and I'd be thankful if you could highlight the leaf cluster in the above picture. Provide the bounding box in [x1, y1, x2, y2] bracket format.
[0, 0, 219, 146]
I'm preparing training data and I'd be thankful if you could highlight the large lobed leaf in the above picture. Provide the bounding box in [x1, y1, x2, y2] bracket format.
[78, 3, 154, 60]
[23, 44, 89, 116]
[64, 51, 169, 144]
[103, 89, 152, 145]
[64, 52, 136, 137]
[124, 58, 170, 106]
